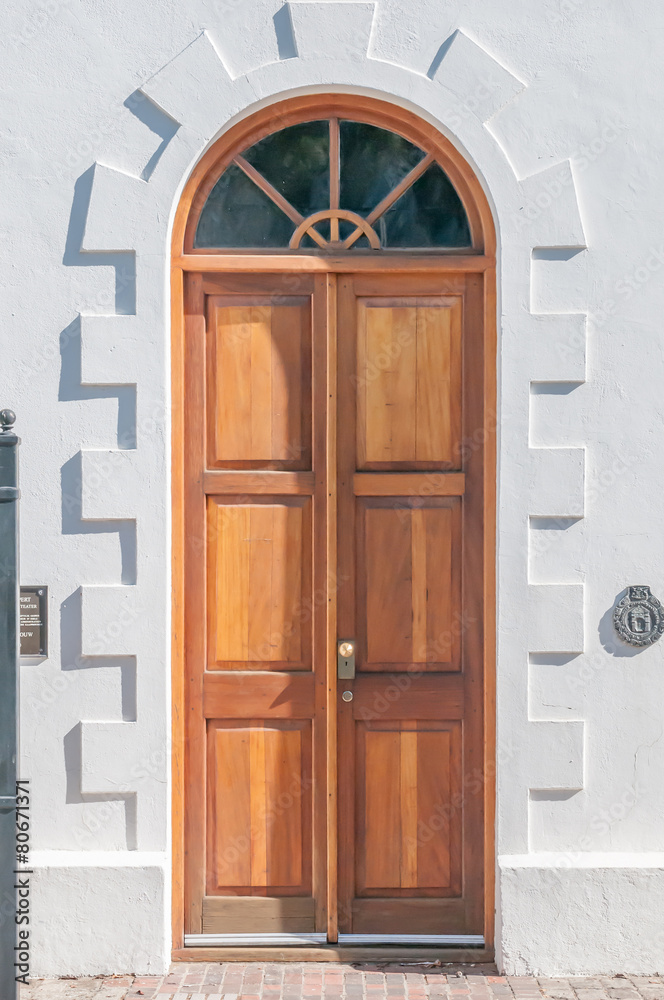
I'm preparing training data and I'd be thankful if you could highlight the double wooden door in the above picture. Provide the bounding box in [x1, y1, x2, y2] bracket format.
[182, 268, 488, 943]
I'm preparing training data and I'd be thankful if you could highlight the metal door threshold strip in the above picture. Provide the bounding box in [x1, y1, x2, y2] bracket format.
[184, 933, 484, 947]
[185, 934, 327, 946]
[339, 935, 484, 946]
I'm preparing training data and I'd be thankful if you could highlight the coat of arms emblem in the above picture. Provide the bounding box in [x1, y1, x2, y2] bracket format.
[613, 586, 664, 646]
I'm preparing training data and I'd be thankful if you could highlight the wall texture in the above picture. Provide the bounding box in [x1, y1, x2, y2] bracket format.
[2, 0, 664, 977]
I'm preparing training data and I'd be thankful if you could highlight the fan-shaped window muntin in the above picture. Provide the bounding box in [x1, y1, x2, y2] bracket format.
[193, 118, 472, 252]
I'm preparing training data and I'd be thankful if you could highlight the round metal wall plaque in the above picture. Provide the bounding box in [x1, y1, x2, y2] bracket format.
[613, 586, 664, 647]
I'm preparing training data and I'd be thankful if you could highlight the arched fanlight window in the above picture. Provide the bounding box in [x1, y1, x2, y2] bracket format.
[194, 118, 472, 251]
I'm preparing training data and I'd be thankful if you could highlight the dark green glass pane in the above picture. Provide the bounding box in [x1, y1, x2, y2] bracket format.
[243, 120, 329, 217]
[339, 120, 425, 217]
[194, 162, 295, 247]
[381, 163, 471, 248]
[338, 217, 370, 249]
[300, 219, 331, 249]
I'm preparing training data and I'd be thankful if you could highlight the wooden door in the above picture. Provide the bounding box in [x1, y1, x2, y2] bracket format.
[183, 271, 333, 938]
[336, 273, 485, 936]
[182, 268, 487, 942]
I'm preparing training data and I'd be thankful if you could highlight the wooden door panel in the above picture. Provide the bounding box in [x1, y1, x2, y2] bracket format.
[356, 297, 462, 469]
[352, 674, 464, 721]
[183, 273, 327, 936]
[207, 295, 312, 469]
[356, 721, 461, 896]
[203, 672, 315, 718]
[202, 896, 315, 934]
[359, 498, 461, 671]
[353, 471, 465, 496]
[206, 497, 312, 670]
[351, 898, 471, 934]
[364, 506, 412, 664]
[337, 273, 486, 937]
[206, 719, 312, 895]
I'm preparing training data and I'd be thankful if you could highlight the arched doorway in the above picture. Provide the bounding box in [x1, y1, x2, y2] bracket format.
[171, 95, 496, 958]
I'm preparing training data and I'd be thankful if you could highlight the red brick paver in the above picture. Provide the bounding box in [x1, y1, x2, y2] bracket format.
[20, 966, 664, 999]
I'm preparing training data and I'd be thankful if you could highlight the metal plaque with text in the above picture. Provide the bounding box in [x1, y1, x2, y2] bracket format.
[20, 586, 47, 657]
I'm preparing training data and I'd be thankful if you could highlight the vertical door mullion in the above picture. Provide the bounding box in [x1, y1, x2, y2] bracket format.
[312, 274, 339, 937]
[325, 273, 339, 941]
[336, 275, 358, 932]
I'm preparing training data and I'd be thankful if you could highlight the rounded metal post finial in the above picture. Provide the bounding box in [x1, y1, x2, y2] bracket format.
[0, 410, 16, 432]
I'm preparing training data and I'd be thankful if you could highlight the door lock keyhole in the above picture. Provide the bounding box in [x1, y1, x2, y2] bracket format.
[337, 639, 356, 679]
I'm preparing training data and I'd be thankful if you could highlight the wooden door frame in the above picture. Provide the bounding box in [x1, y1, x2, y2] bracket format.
[170, 94, 497, 960]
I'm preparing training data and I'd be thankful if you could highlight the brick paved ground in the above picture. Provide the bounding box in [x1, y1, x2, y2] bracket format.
[19, 964, 664, 1000]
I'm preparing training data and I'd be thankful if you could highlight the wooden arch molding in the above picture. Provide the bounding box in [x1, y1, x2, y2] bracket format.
[171, 92, 497, 962]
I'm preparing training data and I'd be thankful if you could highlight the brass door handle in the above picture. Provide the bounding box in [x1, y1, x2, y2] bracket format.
[337, 639, 356, 679]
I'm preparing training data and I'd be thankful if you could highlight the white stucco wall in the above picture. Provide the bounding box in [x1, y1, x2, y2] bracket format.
[3, 0, 664, 977]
